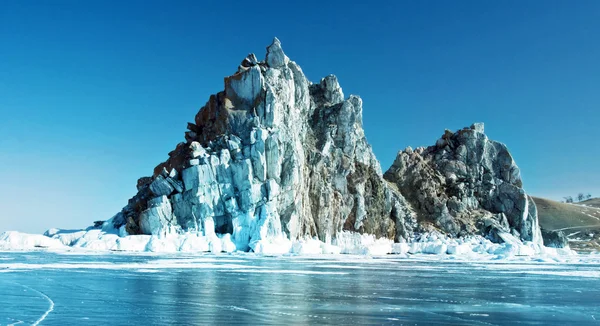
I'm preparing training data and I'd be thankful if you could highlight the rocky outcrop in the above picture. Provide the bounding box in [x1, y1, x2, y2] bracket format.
[383, 123, 543, 245]
[541, 229, 569, 248]
[112, 38, 416, 251]
[109, 39, 544, 252]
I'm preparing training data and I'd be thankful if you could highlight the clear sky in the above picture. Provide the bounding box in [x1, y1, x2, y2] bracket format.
[1, 1, 599, 233]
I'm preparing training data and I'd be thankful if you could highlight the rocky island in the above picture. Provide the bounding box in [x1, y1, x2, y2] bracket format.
[0, 39, 569, 255]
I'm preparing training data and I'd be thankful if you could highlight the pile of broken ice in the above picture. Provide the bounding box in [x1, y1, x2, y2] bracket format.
[0, 223, 575, 259]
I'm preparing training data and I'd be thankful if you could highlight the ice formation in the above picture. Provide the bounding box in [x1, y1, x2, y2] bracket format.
[0, 226, 575, 259]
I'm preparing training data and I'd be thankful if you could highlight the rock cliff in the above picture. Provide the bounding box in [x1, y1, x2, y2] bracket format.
[110, 38, 545, 251]
[111, 38, 416, 251]
[383, 124, 542, 245]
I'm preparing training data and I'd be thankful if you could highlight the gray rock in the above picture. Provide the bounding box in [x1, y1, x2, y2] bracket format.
[225, 65, 264, 111]
[112, 39, 539, 252]
[320, 75, 344, 105]
[384, 125, 543, 245]
[166, 177, 183, 193]
[182, 164, 214, 191]
[136, 177, 153, 191]
[149, 175, 174, 196]
[541, 229, 569, 248]
[265, 37, 289, 68]
[240, 53, 258, 68]
[113, 38, 416, 248]
[139, 196, 176, 235]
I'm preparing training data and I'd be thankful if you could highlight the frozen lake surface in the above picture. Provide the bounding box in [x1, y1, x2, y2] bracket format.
[1, 252, 599, 325]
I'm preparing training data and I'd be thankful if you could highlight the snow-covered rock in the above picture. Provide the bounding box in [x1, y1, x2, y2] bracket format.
[334, 232, 393, 255]
[0, 231, 65, 250]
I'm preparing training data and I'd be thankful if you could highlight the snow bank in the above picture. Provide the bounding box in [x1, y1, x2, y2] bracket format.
[0, 227, 579, 260]
[333, 231, 393, 255]
[401, 232, 577, 259]
[0, 227, 237, 254]
[0, 231, 65, 250]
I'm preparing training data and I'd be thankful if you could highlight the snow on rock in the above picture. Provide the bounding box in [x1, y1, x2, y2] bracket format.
[115, 235, 151, 252]
[72, 231, 120, 251]
[220, 234, 237, 253]
[44, 229, 88, 246]
[252, 238, 293, 255]
[178, 233, 209, 252]
[291, 238, 329, 255]
[0, 231, 66, 250]
[334, 231, 393, 255]
[392, 243, 410, 254]
[447, 243, 472, 255]
[145, 236, 181, 253]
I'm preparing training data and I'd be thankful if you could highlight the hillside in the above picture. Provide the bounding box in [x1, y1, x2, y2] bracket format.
[533, 197, 600, 252]
[580, 197, 600, 208]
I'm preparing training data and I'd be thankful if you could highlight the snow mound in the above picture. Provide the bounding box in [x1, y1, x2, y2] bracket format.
[0, 231, 65, 250]
[334, 231, 393, 255]
[0, 228, 578, 260]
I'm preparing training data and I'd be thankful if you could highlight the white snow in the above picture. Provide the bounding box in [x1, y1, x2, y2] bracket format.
[224, 269, 349, 275]
[334, 231, 393, 255]
[251, 238, 293, 255]
[0, 231, 65, 250]
[0, 227, 583, 261]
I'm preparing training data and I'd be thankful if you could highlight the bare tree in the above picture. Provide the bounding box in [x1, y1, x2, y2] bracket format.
[587, 193, 593, 200]
[564, 196, 574, 203]
[577, 193, 586, 202]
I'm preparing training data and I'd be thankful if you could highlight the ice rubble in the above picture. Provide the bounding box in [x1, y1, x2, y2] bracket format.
[0, 222, 576, 260]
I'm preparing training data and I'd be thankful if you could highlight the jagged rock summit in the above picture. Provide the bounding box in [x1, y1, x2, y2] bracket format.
[111, 38, 416, 252]
[384, 123, 543, 245]
[108, 38, 548, 252]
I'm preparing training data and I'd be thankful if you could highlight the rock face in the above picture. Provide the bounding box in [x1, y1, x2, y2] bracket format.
[383, 124, 543, 245]
[541, 229, 569, 248]
[112, 38, 416, 251]
[110, 38, 544, 251]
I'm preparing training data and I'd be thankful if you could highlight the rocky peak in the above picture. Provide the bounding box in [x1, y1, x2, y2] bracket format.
[384, 124, 542, 245]
[310, 75, 345, 107]
[113, 38, 416, 251]
[265, 37, 289, 68]
[109, 39, 545, 252]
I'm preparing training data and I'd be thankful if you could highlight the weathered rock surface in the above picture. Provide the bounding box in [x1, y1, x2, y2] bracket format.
[541, 228, 569, 248]
[110, 39, 543, 251]
[113, 38, 416, 251]
[384, 123, 543, 245]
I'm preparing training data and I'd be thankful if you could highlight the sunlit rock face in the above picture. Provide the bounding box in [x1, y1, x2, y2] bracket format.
[113, 38, 416, 251]
[110, 39, 545, 251]
[383, 124, 543, 245]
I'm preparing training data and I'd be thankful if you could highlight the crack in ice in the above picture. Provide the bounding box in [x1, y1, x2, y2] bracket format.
[8, 320, 24, 326]
[11, 282, 54, 326]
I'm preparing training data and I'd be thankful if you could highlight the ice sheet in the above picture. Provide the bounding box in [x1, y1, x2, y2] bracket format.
[2, 251, 599, 325]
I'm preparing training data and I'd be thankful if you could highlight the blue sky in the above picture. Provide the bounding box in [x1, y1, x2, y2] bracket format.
[1, 1, 599, 233]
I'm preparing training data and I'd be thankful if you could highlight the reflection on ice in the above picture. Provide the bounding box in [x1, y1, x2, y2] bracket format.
[0, 251, 599, 325]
